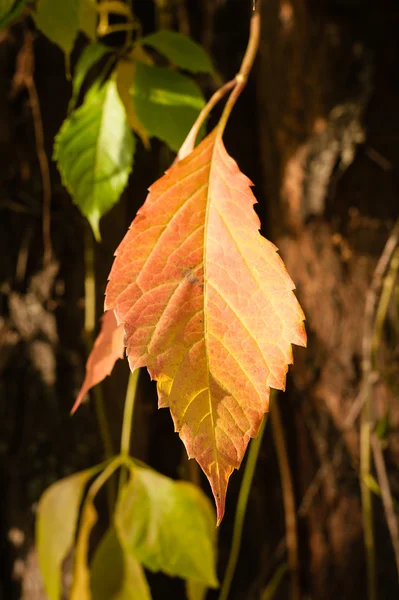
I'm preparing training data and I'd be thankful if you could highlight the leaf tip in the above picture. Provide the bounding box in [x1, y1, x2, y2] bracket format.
[88, 213, 101, 242]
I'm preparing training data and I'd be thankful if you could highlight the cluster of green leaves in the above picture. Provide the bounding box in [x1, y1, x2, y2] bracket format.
[36, 456, 218, 600]
[34, 0, 213, 238]
[2, 1, 213, 238]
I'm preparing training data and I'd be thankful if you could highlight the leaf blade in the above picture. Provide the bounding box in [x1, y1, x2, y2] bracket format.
[0, 0, 26, 29]
[91, 527, 152, 600]
[116, 58, 150, 149]
[139, 30, 214, 75]
[105, 130, 306, 522]
[132, 63, 205, 152]
[36, 465, 103, 600]
[115, 465, 218, 587]
[72, 309, 124, 413]
[34, 0, 80, 55]
[55, 78, 135, 239]
[69, 42, 111, 112]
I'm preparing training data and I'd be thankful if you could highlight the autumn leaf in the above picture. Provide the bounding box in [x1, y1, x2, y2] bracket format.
[105, 129, 306, 523]
[72, 310, 124, 414]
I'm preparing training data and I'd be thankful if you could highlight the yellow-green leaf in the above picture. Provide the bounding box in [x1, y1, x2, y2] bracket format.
[116, 58, 150, 150]
[70, 501, 98, 600]
[34, 0, 80, 56]
[115, 465, 218, 587]
[80, 0, 97, 39]
[91, 527, 151, 600]
[131, 63, 205, 152]
[186, 579, 208, 600]
[139, 30, 214, 74]
[36, 465, 103, 600]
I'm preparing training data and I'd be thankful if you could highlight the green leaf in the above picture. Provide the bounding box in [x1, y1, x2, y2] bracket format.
[0, 0, 26, 29]
[115, 466, 218, 588]
[69, 42, 111, 112]
[139, 30, 214, 75]
[34, 0, 80, 55]
[91, 527, 152, 600]
[79, 0, 97, 39]
[116, 58, 150, 149]
[36, 465, 103, 600]
[54, 78, 135, 239]
[132, 63, 205, 152]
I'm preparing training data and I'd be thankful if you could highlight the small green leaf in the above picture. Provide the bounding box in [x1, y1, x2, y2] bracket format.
[79, 0, 97, 39]
[36, 465, 103, 600]
[54, 78, 135, 239]
[91, 527, 152, 600]
[34, 0, 80, 55]
[115, 466, 218, 588]
[139, 30, 214, 75]
[132, 63, 205, 152]
[69, 42, 111, 112]
[0, 0, 26, 29]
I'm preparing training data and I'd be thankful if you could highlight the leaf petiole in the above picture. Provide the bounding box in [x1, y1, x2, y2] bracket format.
[119, 369, 140, 493]
[176, 1, 261, 161]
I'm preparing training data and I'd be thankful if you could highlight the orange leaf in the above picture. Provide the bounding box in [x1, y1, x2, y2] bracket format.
[105, 129, 306, 523]
[72, 310, 124, 414]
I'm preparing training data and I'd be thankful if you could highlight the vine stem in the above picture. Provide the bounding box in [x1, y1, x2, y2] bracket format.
[360, 217, 399, 599]
[261, 564, 288, 600]
[218, 413, 267, 600]
[177, 0, 261, 161]
[216, 1, 260, 139]
[270, 397, 300, 600]
[118, 370, 140, 493]
[84, 226, 115, 509]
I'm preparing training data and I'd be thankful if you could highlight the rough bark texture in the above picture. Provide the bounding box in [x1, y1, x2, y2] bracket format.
[0, 1, 399, 599]
[258, 1, 399, 598]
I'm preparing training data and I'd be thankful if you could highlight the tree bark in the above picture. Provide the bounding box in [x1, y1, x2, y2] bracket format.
[257, 1, 399, 598]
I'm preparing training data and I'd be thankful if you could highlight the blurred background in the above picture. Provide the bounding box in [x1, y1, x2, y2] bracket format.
[1, 0, 399, 598]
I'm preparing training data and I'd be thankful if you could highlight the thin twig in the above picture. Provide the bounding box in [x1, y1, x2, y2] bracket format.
[118, 370, 140, 493]
[176, 78, 236, 162]
[14, 31, 52, 266]
[177, 0, 260, 161]
[216, 0, 260, 139]
[84, 226, 115, 511]
[175, 0, 190, 36]
[261, 563, 289, 600]
[218, 414, 268, 600]
[270, 398, 300, 600]
[298, 378, 378, 517]
[371, 434, 399, 578]
[361, 217, 399, 599]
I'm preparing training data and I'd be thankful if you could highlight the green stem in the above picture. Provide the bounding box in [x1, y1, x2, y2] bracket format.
[270, 397, 300, 600]
[360, 406, 376, 600]
[261, 564, 288, 600]
[121, 370, 140, 456]
[218, 412, 267, 600]
[119, 370, 140, 493]
[84, 225, 115, 508]
[360, 218, 399, 599]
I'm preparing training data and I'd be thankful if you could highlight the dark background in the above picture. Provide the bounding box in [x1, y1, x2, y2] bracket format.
[1, 0, 399, 598]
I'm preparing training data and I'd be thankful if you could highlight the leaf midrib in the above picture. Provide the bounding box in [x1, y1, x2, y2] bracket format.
[203, 133, 220, 487]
